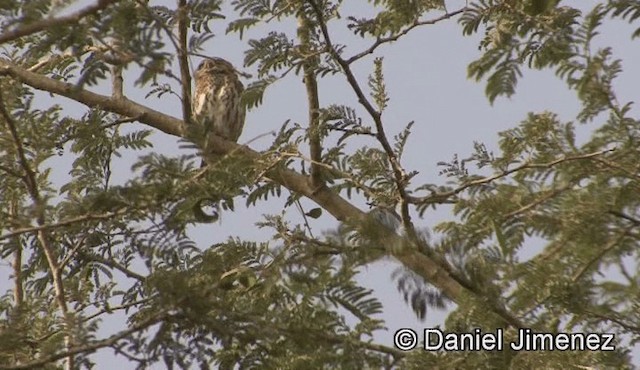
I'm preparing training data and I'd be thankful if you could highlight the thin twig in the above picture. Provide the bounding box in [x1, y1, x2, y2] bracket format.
[503, 184, 572, 219]
[519, 228, 631, 318]
[327, 124, 376, 138]
[278, 151, 375, 200]
[410, 148, 617, 205]
[59, 236, 89, 270]
[593, 157, 640, 180]
[81, 298, 152, 323]
[571, 229, 631, 283]
[81, 253, 146, 281]
[294, 199, 315, 238]
[0, 311, 167, 370]
[0, 163, 22, 178]
[10, 202, 24, 308]
[346, 8, 467, 64]
[0, 211, 127, 240]
[583, 310, 640, 333]
[608, 210, 640, 226]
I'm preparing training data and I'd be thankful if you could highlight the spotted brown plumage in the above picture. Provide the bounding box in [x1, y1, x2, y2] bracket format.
[192, 57, 245, 147]
[190, 57, 245, 222]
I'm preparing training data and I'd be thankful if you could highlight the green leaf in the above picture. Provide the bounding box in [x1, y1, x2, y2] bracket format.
[305, 207, 322, 219]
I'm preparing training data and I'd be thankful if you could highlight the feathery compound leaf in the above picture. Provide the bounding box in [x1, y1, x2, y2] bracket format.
[484, 58, 521, 104]
[328, 285, 383, 319]
[241, 75, 277, 110]
[245, 32, 294, 77]
[393, 121, 414, 160]
[368, 57, 389, 111]
[226, 17, 260, 39]
[608, 0, 640, 38]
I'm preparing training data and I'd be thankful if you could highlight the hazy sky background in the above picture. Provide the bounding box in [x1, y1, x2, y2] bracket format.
[1, 0, 638, 367]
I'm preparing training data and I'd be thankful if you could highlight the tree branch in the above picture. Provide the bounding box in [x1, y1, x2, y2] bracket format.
[177, 0, 192, 124]
[81, 252, 146, 281]
[307, 0, 416, 229]
[0, 58, 525, 329]
[297, 11, 324, 189]
[571, 228, 632, 283]
[608, 210, 640, 226]
[0, 0, 119, 45]
[410, 148, 617, 205]
[504, 183, 573, 219]
[0, 90, 75, 370]
[9, 202, 23, 308]
[0, 211, 127, 241]
[0, 311, 166, 370]
[307, 0, 528, 329]
[518, 228, 631, 318]
[584, 310, 640, 333]
[346, 8, 467, 64]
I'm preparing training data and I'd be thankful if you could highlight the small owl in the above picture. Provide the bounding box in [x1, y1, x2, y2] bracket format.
[192, 57, 245, 148]
[190, 58, 245, 222]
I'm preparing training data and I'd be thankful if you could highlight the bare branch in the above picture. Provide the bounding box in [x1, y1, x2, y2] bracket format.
[297, 12, 324, 189]
[346, 8, 467, 64]
[177, 0, 192, 123]
[111, 64, 124, 98]
[410, 148, 617, 205]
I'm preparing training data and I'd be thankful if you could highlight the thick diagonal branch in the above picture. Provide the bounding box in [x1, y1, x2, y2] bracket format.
[0, 59, 524, 329]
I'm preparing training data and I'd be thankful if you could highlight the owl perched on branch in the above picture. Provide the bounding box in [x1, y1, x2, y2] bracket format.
[190, 57, 245, 222]
[192, 57, 245, 150]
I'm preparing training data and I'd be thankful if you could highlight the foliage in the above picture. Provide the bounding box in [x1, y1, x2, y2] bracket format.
[0, 0, 639, 369]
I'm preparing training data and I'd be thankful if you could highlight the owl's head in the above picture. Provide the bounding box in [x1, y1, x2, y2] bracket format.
[196, 57, 237, 76]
